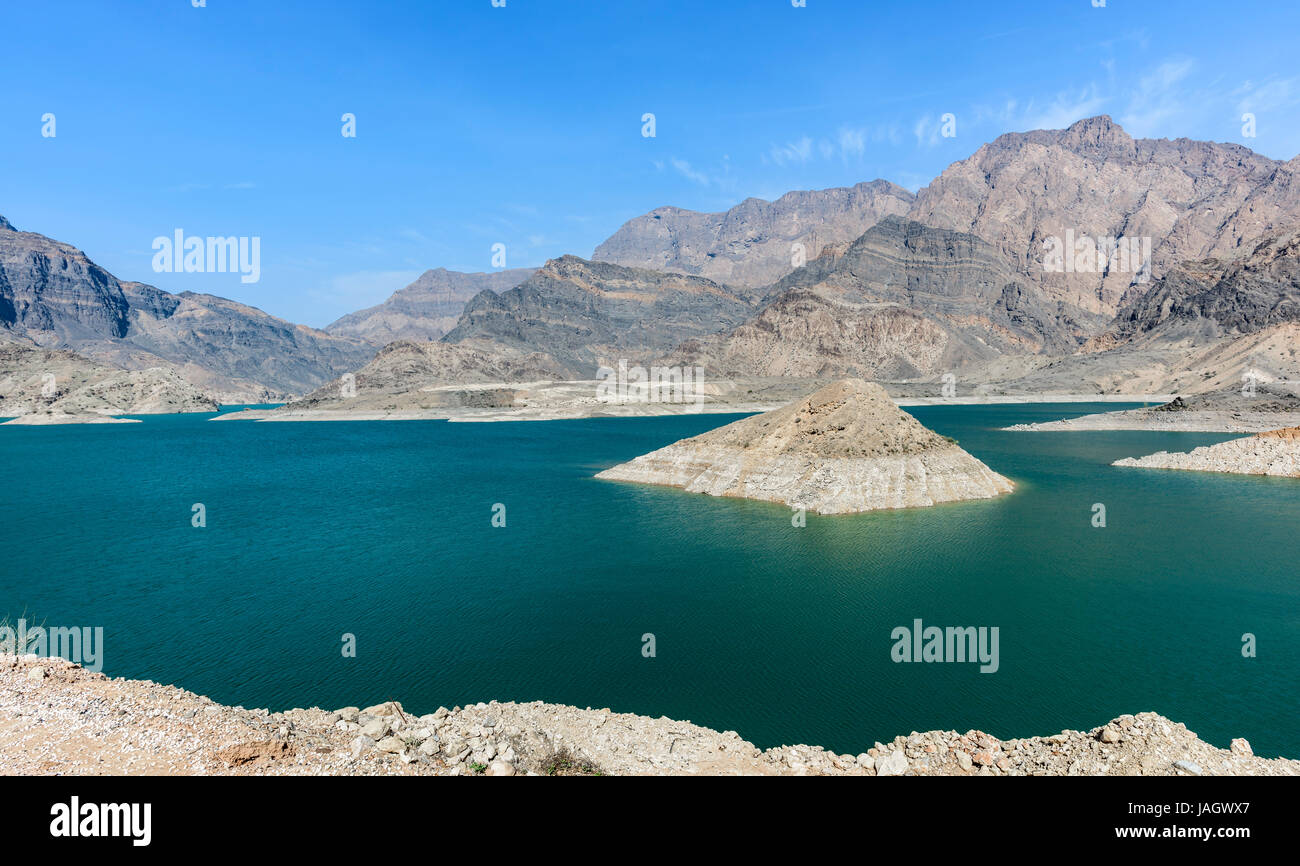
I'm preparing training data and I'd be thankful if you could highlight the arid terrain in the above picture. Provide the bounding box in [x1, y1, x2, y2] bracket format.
[4, 655, 1294, 777]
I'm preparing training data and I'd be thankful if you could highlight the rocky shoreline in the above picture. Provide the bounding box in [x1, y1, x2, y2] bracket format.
[1005, 387, 1300, 433]
[4, 655, 1296, 776]
[1114, 426, 1300, 476]
[1005, 409, 1300, 433]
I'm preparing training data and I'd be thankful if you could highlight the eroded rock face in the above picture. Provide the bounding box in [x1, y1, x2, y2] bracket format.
[668, 217, 1097, 379]
[908, 115, 1300, 319]
[325, 267, 537, 345]
[1098, 230, 1300, 346]
[0, 217, 374, 399]
[281, 340, 570, 412]
[0, 219, 131, 342]
[673, 293, 952, 379]
[593, 180, 915, 289]
[596, 378, 1013, 513]
[0, 341, 218, 418]
[1114, 425, 1300, 477]
[443, 255, 761, 376]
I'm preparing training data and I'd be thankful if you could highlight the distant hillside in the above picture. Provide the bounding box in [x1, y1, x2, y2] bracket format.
[0, 216, 375, 398]
[325, 267, 536, 345]
[442, 255, 761, 376]
[0, 340, 218, 416]
[1098, 230, 1300, 345]
[593, 180, 914, 289]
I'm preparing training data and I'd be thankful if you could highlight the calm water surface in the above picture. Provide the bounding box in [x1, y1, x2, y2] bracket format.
[2, 403, 1296, 755]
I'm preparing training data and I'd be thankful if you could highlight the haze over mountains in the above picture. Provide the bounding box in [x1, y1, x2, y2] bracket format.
[4, 115, 1300, 416]
[325, 267, 536, 345]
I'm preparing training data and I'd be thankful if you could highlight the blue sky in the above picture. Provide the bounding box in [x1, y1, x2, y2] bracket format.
[2, 0, 1298, 328]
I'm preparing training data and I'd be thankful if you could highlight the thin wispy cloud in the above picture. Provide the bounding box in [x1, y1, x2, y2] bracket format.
[1021, 86, 1109, 132]
[766, 137, 814, 167]
[913, 115, 944, 148]
[837, 127, 867, 160]
[398, 228, 430, 244]
[667, 157, 737, 191]
[764, 125, 897, 165]
[671, 157, 713, 186]
[1235, 77, 1299, 115]
[1119, 59, 1196, 135]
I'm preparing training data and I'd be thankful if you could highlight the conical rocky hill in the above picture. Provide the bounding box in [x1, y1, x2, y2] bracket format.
[596, 379, 1013, 513]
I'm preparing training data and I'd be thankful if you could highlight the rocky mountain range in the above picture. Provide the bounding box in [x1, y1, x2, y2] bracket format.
[442, 255, 762, 376]
[908, 115, 1300, 318]
[7, 114, 1300, 414]
[604, 117, 1300, 326]
[324, 267, 536, 345]
[593, 179, 915, 288]
[667, 216, 1100, 379]
[0, 216, 375, 400]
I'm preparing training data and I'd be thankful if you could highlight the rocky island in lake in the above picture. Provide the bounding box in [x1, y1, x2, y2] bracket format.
[596, 378, 1013, 514]
[1114, 426, 1300, 477]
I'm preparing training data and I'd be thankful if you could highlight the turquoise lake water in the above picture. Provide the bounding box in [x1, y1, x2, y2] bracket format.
[2, 403, 1297, 756]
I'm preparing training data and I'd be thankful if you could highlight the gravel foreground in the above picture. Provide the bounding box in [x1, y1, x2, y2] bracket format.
[4, 655, 1296, 777]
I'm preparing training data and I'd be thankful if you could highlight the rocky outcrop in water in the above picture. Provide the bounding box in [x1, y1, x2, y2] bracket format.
[597, 378, 1013, 513]
[1005, 384, 1300, 432]
[1114, 426, 1300, 476]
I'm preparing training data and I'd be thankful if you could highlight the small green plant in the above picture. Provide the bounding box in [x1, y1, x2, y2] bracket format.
[542, 748, 604, 776]
[469, 762, 487, 774]
[0, 609, 46, 655]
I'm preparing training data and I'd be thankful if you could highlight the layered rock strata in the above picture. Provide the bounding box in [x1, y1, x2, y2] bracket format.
[596, 378, 1013, 513]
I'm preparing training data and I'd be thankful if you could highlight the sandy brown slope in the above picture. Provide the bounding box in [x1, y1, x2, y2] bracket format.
[3, 655, 1295, 776]
[597, 379, 1013, 513]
